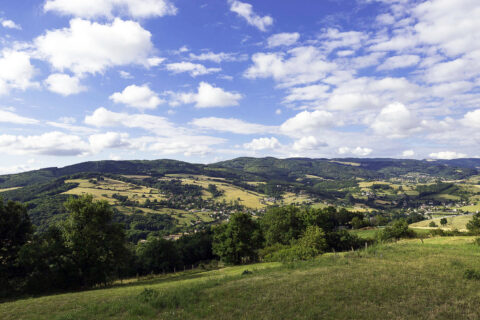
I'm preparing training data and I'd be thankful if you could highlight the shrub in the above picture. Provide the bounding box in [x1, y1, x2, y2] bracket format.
[376, 219, 415, 242]
[429, 221, 437, 228]
[464, 269, 480, 280]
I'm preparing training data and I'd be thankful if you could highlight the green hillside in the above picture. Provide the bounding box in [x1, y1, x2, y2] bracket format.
[2, 237, 479, 320]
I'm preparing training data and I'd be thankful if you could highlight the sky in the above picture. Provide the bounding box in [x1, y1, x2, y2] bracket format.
[0, 0, 480, 174]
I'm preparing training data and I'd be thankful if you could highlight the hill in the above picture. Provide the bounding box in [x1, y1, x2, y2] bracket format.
[2, 157, 480, 239]
[1, 237, 479, 320]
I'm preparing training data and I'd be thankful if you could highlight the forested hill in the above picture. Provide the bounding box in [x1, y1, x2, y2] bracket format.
[1, 157, 479, 189]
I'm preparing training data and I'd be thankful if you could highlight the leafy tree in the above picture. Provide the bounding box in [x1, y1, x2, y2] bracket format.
[0, 199, 33, 297]
[297, 226, 327, 254]
[429, 221, 437, 228]
[136, 237, 181, 274]
[62, 195, 127, 287]
[467, 212, 480, 235]
[377, 219, 415, 242]
[213, 212, 262, 264]
[260, 206, 304, 246]
[440, 218, 448, 226]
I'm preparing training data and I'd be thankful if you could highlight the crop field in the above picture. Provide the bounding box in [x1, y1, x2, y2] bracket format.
[0, 187, 21, 193]
[165, 174, 267, 209]
[410, 214, 473, 231]
[3, 237, 480, 320]
[62, 178, 165, 205]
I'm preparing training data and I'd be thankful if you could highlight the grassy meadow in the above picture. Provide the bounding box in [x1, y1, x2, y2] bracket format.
[410, 215, 473, 231]
[3, 237, 480, 320]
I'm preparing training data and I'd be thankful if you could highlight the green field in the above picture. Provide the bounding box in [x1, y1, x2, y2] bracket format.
[3, 237, 480, 320]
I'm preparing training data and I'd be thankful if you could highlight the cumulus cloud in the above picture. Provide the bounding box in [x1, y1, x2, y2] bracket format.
[0, 109, 39, 125]
[85, 107, 182, 136]
[292, 136, 327, 151]
[229, 0, 273, 32]
[0, 50, 38, 96]
[89, 132, 130, 153]
[429, 151, 467, 159]
[462, 109, 480, 128]
[192, 117, 277, 134]
[44, 0, 177, 19]
[0, 132, 90, 156]
[166, 62, 221, 77]
[243, 137, 281, 150]
[338, 146, 373, 156]
[280, 110, 335, 137]
[170, 82, 242, 108]
[371, 102, 420, 138]
[244, 46, 336, 87]
[109, 84, 163, 109]
[44, 73, 86, 96]
[402, 150, 415, 157]
[34, 18, 154, 75]
[377, 54, 420, 70]
[1, 19, 21, 30]
[188, 51, 243, 63]
[267, 32, 300, 48]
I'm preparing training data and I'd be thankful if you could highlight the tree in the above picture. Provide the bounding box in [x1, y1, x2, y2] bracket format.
[297, 226, 327, 254]
[62, 195, 128, 287]
[136, 237, 181, 274]
[260, 206, 304, 246]
[0, 199, 33, 297]
[377, 219, 415, 242]
[213, 212, 262, 264]
[429, 221, 437, 228]
[467, 212, 480, 235]
[440, 218, 448, 226]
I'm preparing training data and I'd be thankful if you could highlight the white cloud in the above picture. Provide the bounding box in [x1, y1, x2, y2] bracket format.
[0, 109, 39, 125]
[192, 117, 276, 134]
[402, 150, 415, 157]
[0, 132, 90, 156]
[85, 107, 182, 136]
[284, 84, 330, 102]
[429, 151, 467, 160]
[292, 136, 326, 151]
[280, 110, 335, 137]
[109, 84, 163, 109]
[44, 73, 86, 96]
[0, 50, 38, 96]
[44, 0, 177, 19]
[170, 82, 242, 108]
[267, 32, 300, 48]
[89, 132, 130, 153]
[166, 62, 221, 77]
[189, 51, 243, 63]
[34, 18, 154, 75]
[244, 46, 336, 87]
[370, 102, 420, 138]
[1, 19, 21, 30]
[229, 0, 273, 32]
[462, 109, 480, 128]
[244, 137, 281, 150]
[377, 55, 420, 70]
[119, 70, 133, 79]
[320, 28, 368, 53]
[0, 163, 39, 175]
[338, 146, 373, 156]
[149, 135, 225, 156]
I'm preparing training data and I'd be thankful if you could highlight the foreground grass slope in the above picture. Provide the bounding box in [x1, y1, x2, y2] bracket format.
[2, 237, 480, 320]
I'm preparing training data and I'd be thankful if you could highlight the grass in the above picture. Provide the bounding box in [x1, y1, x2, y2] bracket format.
[410, 215, 473, 231]
[3, 237, 480, 319]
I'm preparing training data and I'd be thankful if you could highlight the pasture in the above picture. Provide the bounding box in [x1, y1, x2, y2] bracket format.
[2, 237, 480, 319]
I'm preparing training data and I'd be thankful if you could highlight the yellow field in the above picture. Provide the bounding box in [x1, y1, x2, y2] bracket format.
[0, 187, 20, 193]
[329, 160, 361, 167]
[410, 214, 473, 231]
[281, 192, 311, 205]
[63, 178, 165, 205]
[165, 174, 267, 209]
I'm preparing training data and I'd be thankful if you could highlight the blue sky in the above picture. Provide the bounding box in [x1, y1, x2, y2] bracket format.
[1, 0, 480, 173]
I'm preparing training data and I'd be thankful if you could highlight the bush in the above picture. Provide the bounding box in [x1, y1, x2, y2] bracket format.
[429, 221, 437, 227]
[464, 269, 480, 280]
[376, 219, 415, 242]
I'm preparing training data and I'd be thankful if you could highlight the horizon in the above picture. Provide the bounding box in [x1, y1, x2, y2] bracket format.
[2, 155, 479, 176]
[1, 0, 480, 174]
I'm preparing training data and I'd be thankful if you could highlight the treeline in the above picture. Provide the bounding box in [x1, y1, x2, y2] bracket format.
[0, 196, 214, 299]
[212, 206, 371, 264]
